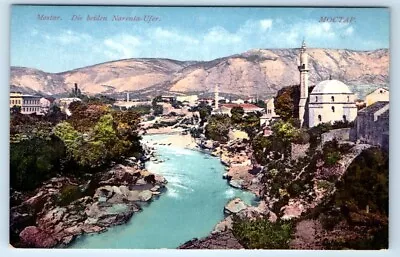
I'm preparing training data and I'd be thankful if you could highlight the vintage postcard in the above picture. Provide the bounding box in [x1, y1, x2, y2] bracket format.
[9, 5, 389, 250]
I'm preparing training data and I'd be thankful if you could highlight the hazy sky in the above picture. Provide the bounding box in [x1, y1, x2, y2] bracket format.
[10, 6, 389, 73]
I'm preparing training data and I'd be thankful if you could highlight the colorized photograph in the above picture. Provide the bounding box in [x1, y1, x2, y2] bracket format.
[9, 5, 389, 249]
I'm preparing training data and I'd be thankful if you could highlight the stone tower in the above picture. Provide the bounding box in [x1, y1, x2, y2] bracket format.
[298, 40, 309, 127]
[214, 84, 219, 110]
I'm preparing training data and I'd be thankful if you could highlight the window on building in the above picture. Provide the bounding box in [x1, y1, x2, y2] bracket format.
[318, 115, 322, 122]
[331, 96, 335, 102]
[315, 96, 318, 102]
[343, 115, 347, 122]
[347, 96, 350, 102]
[380, 90, 383, 93]
[331, 106, 335, 112]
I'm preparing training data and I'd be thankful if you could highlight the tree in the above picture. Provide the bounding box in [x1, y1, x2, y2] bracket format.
[251, 134, 271, 165]
[46, 105, 65, 124]
[198, 102, 212, 123]
[53, 121, 83, 162]
[271, 120, 300, 144]
[274, 85, 300, 121]
[10, 136, 66, 191]
[54, 109, 142, 168]
[205, 114, 231, 142]
[240, 112, 261, 138]
[10, 105, 21, 114]
[231, 106, 244, 124]
[67, 102, 109, 132]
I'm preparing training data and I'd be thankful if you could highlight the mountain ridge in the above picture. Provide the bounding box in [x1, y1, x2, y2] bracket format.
[10, 47, 389, 97]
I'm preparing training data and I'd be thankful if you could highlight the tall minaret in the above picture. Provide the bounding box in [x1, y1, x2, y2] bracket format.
[298, 40, 309, 127]
[214, 84, 219, 110]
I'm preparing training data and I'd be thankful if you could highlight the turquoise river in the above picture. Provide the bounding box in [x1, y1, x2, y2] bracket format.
[69, 134, 256, 249]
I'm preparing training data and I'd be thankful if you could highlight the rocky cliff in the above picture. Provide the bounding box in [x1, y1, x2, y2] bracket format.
[10, 48, 389, 97]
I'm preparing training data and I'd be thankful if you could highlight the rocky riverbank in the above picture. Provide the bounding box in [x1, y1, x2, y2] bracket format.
[197, 138, 263, 196]
[178, 137, 273, 249]
[10, 162, 167, 248]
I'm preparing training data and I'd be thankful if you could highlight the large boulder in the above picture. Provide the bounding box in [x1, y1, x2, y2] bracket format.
[19, 226, 58, 248]
[229, 179, 244, 189]
[224, 198, 248, 215]
[138, 190, 153, 202]
[98, 165, 140, 186]
[213, 216, 234, 233]
[37, 207, 66, 230]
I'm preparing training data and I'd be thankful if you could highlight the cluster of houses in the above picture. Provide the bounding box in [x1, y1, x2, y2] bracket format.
[9, 91, 82, 116]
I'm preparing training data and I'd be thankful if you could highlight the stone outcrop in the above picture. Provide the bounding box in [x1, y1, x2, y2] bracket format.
[10, 164, 167, 248]
[20, 226, 58, 248]
[179, 231, 243, 249]
[229, 179, 244, 189]
[224, 198, 248, 215]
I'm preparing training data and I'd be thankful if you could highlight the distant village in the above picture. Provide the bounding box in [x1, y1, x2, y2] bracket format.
[9, 42, 389, 152]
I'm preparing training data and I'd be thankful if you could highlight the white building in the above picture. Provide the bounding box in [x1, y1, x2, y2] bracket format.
[297, 41, 358, 128]
[365, 87, 389, 107]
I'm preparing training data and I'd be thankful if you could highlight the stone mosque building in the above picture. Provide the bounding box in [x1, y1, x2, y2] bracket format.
[298, 41, 358, 128]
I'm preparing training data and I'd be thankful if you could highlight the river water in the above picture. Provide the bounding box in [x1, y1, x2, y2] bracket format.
[69, 134, 256, 249]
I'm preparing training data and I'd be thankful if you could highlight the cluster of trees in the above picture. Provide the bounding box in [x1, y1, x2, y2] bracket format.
[230, 106, 262, 138]
[205, 114, 231, 142]
[193, 102, 212, 125]
[251, 119, 304, 164]
[203, 106, 263, 143]
[55, 102, 142, 168]
[10, 136, 67, 191]
[10, 101, 143, 192]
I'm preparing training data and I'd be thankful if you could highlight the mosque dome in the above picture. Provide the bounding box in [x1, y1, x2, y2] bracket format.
[310, 80, 352, 94]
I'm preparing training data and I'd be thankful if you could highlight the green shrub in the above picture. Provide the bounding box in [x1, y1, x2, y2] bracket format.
[232, 216, 294, 249]
[324, 151, 341, 166]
